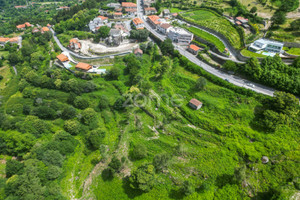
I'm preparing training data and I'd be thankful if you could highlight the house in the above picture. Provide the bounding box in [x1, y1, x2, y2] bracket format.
[248, 39, 284, 54]
[32, 27, 40, 33]
[145, 7, 157, 15]
[167, 27, 194, 44]
[143, 0, 156, 8]
[163, 9, 170, 17]
[114, 12, 123, 19]
[57, 6, 70, 10]
[125, 8, 137, 16]
[68, 38, 81, 52]
[0, 37, 21, 47]
[41, 27, 50, 33]
[133, 18, 145, 29]
[235, 17, 250, 28]
[134, 48, 143, 56]
[97, 16, 108, 23]
[189, 98, 203, 110]
[157, 23, 172, 34]
[76, 62, 92, 71]
[187, 44, 201, 55]
[47, 24, 52, 28]
[114, 23, 129, 37]
[107, 2, 121, 9]
[107, 29, 123, 46]
[16, 22, 32, 30]
[99, 9, 109, 15]
[147, 15, 161, 28]
[14, 5, 27, 9]
[171, 13, 178, 18]
[121, 2, 137, 9]
[56, 54, 69, 64]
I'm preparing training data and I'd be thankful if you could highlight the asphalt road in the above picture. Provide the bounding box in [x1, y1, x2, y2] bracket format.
[136, 0, 275, 96]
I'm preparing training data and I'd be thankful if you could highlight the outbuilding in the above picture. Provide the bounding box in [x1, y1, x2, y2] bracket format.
[189, 98, 203, 110]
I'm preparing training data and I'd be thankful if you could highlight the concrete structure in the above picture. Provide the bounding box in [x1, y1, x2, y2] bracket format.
[167, 27, 193, 44]
[14, 5, 27, 9]
[157, 23, 172, 35]
[189, 99, 203, 110]
[187, 44, 201, 55]
[57, 6, 70, 10]
[125, 8, 137, 16]
[143, 0, 156, 8]
[163, 9, 171, 17]
[133, 18, 145, 29]
[68, 38, 81, 52]
[107, 2, 121, 9]
[235, 17, 250, 29]
[249, 39, 284, 54]
[107, 29, 123, 46]
[145, 7, 157, 15]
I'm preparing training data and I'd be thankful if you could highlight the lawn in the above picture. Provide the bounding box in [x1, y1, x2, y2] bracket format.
[181, 9, 242, 49]
[0, 66, 13, 90]
[188, 27, 226, 52]
[241, 49, 267, 58]
[284, 47, 300, 56]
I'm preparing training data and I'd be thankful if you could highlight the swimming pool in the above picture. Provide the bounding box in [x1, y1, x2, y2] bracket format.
[262, 52, 276, 57]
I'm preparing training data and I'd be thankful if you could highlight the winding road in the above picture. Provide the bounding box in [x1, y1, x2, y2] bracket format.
[136, 0, 276, 96]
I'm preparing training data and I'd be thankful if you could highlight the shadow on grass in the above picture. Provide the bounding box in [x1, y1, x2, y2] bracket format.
[168, 188, 185, 200]
[122, 177, 144, 199]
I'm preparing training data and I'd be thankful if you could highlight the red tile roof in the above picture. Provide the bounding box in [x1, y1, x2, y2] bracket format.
[145, 7, 156, 11]
[134, 48, 143, 55]
[0, 38, 9, 42]
[133, 18, 143, 25]
[148, 15, 160, 24]
[16, 24, 26, 29]
[121, 2, 137, 8]
[189, 44, 200, 52]
[56, 54, 69, 62]
[76, 62, 92, 71]
[98, 16, 108, 20]
[42, 27, 50, 32]
[159, 23, 172, 29]
[189, 98, 202, 107]
[114, 12, 122, 16]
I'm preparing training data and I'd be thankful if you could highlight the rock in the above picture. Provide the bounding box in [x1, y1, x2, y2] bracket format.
[262, 156, 269, 164]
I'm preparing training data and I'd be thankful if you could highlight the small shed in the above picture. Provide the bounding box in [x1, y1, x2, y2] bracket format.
[134, 48, 143, 56]
[187, 44, 201, 55]
[189, 98, 203, 110]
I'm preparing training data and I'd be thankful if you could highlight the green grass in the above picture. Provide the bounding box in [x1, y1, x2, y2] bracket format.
[181, 9, 242, 49]
[170, 8, 183, 13]
[241, 49, 267, 58]
[284, 47, 300, 56]
[188, 27, 226, 52]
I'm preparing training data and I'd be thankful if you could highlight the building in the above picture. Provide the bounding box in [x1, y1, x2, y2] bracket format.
[114, 12, 123, 19]
[248, 39, 284, 54]
[157, 23, 172, 34]
[32, 28, 40, 33]
[171, 13, 178, 18]
[98, 16, 108, 23]
[107, 2, 121, 9]
[0, 37, 21, 47]
[235, 17, 250, 28]
[57, 6, 70, 10]
[114, 23, 130, 37]
[133, 18, 145, 29]
[147, 15, 161, 28]
[16, 22, 32, 30]
[121, 2, 137, 9]
[56, 54, 69, 65]
[145, 7, 157, 15]
[134, 48, 143, 56]
[76, 62, 92, 71]
[189, 98, 203, 110]
[167, 27, 193, 44]
[163, 9, 170, 17]
[87, 68, 107, 74]
[143, 0, 156, 8]
[187, 44, 201, 55]
[107, 29, 123, 46]
[14, 5, 27, 9]
[68, 38, 81, 52]
[41, 27, 50, 33]
[125, 8, 137, 16]
[89, 16, 108, 32]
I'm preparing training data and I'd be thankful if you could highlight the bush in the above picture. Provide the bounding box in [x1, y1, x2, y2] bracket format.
[6, 160, 24, 178]
[130, 144, 147, 160]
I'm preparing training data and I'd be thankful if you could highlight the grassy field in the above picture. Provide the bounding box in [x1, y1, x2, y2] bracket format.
[181, 10, 242, 49]
[0, 65, 13, 90]
[284, 47, 300, 56]
[240, 49, 267, 58]
[188, 27, 226, 52]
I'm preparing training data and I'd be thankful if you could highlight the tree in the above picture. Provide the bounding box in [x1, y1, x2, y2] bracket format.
[195, 77, 207, 91]
[42, 150, 64, 167]
[64, 120, 82, 135]
[106, 66, 121, 80]
[160, 39, 174, 56]
[6, 160, 24, 178]
[108, 156, 121, 172]
[130, 29, 149, 42]
[130, 144, 147, 160]
[223, 60, 238, 71]
[114, 96, 126, 111]
[46, 165, 62, 180]
[182, 180, 195, 196]
[33, 106, 56, 120]
[250, 7, 257, 13]
[290, 19, 300, 31]
[94, 26, 111, 42]
[74, 96, 89, 109]
[98, 95, 110, 110]
[8, 52, 20, 65]
[129, 164, 155, 192]
[293, 56, 300, 68]
[62, 106, 77, 119]
[86, 129, 106, 150]
[153, 153, 170, 172]
[81, 108, 97, 125]
[271, 11, 286, 25]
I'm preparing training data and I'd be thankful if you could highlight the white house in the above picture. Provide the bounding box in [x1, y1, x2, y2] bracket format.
[145, 7, 157, 15]
[249, 39, 284, 54]
[89, 16, 108, 32]
[167, 27, 194, 44]
[157, 23, 172, 35]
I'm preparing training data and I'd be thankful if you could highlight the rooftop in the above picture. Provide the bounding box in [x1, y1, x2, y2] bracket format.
[145, 7, 156, 11]
[133, 18, 143, 25]
[159, 23, 172, 29]
[134, 48, 143, 54]
[189, 44, 201, 51]
[189, 98, 202, 107]
[168, 27, 192, 35]
[56, 54, 69, 62]
[121, 2, 137, 7]
[76, 62, 92, 71]
[98, 16, 108, 20]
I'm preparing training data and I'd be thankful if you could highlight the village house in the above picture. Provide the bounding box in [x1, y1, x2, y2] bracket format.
[14, 5, 27, 9]
[187, 44, 201, 55]
[134, 48, 143, 56]
[157, 23, 172, 35]
[189, 98, 203, 110]
[76, 62, 92, 71]
[16, 22, 32, 30]
[121, 2, 137, 9]
[0, 37, 22, 47]
[235, 17, 250, 29]
[89, 16, 108, 32]
[145, 7, 157, 15]
[167, 27, 194, 44]
[114, 23, 130, 37]
[133, 18, 145, 29]
[68, 38, 81, 52]
[143, 0, 156, 8]
[56, 54, 69, 65]
[41, 27, 50, 33]
[32, 27, 40, 33]
[114, 12, 123, 19]
[106, 2, 121, 9]
[147, 15, 161, 29]
[125, 8, 137, 16]
[163, 9, 171, 17]
[57, 6, 70, 10]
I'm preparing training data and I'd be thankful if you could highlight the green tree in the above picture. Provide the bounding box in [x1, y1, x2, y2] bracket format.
[46, 165, 62, 180]
[160, 39, 174, 56]
[62, 106, 77, 120]
[94, 26, 111, 42]
[195, 77, 207, 91]
[129, 164, 155, 192]
[64, 120, 82, 135]
[81, 108, 97, 125]
[153, 153, 171, 172]
[86, 129, 106, 150]
[182, 180, 195, 196]
[42, 150, 64, 167]
[290, 19, 300, 31]
[6, 160, 24, 178]
[74, 96, 89, 109]
[130, 144, 147, 160]
[106, 66, 121, 80]
[250, 7, 257, 13]
[108, 156, 121, 172]
[223, 60, 238, 71]
[98, 95, 110, 110]
[271, 11, 286, 25]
